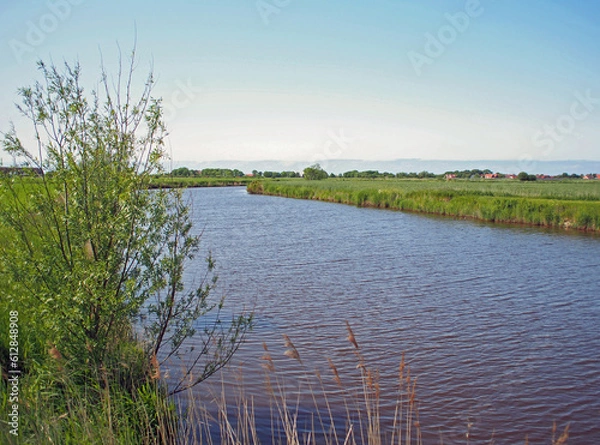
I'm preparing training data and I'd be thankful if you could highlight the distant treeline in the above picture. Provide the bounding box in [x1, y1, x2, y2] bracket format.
[169, 166, 599, 181]
[339, 169, 596, 180]
[255, 170, 301, 178]
[169, 167, 301, 178]
[170, 167, 245, 177]
[342, 169, 437, 179]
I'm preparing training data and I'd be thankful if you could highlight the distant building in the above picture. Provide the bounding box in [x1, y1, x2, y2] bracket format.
[505, 174, 517, 179]
[0, 166, 43, 176]
[445, 174, 456, 180]
[484, 173, 498, 179]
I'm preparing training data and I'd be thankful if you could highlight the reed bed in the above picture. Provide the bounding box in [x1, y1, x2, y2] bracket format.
[2, 324, 571, 444]
[247, 179, 600, 232]
[180, 323, 423, 445]
[172, 324, 569, 445]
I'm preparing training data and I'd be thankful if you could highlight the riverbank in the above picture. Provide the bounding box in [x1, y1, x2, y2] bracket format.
[149, 176, 253, 188]
[247, 178, 600, 232]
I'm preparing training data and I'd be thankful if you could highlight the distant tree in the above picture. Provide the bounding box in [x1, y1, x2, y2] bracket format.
[199, 168, 244, 178]
[417, 170, 436, 179]
[518, 171, 530, 181]
[303, 163, 328, 180]
[171, 166, 193, 176]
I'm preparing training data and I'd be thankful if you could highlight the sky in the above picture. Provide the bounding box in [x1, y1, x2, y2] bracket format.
[1, 0, 599, 170]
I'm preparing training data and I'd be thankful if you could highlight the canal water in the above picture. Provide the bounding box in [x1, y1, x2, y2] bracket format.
[178, 186, 600, 443]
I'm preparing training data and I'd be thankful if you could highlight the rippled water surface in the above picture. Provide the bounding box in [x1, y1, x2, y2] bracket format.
[181, 187, 600, 443]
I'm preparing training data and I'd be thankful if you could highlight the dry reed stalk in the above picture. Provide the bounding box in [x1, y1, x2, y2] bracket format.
[283, 334, 302, 364]
[313, 368, 342, 445]
[345, 321, 359, 349]
[261, 342, 276, 372]
[328, 358, 343, 387]
[552, 422, 569, 445]
[150, 351, 161, 380]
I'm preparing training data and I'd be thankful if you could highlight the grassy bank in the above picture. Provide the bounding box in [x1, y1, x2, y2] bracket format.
[150, 176, 254, 188]
[247, 178, 600, 232]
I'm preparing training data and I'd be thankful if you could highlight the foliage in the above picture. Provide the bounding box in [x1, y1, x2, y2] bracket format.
[0, 54, 252, 441]
[170, 167, 195, 176]
[198, 168, 245, 178]
[442, 168, 492, 179]
[518, 171, 537, 181]
[169, 167, 246, 178]
[303, 163, 329, 180]
[262, 170, 300, 178]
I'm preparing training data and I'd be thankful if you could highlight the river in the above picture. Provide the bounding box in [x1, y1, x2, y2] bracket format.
[179, 186, 600, 443]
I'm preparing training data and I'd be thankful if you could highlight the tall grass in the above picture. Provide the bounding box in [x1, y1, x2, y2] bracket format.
[249, 178, 600, 201]
[2, 323, 572, 443]
[0, 318, 178, 444]
[180, 323, 423, 445]
[247, 179, 600, 232]
[173, 324, 569, 445]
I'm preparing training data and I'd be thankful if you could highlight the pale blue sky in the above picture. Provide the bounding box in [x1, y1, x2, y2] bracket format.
[1, 0, 599, 166]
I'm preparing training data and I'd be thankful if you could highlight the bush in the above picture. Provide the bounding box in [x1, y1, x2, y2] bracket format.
[0, 55, 251, 442]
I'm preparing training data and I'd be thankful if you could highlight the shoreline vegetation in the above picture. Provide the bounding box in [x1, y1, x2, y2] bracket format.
[246, 178, 600, 233]
[149, 177, 253, 188]
[0, 59, 252, 444]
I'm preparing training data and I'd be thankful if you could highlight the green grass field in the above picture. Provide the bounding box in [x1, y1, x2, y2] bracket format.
[248, 178, 600, 232]
[256, 177, 600, 200]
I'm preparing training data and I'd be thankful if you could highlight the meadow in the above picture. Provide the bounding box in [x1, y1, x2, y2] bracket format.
[247, 178, 600, 232]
